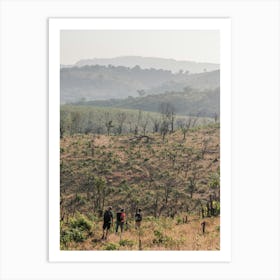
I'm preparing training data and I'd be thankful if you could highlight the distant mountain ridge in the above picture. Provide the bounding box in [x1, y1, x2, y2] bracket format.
[74, 56, 219, 74]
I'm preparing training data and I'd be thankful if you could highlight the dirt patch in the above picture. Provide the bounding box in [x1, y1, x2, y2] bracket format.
[94, 135, 111, 147]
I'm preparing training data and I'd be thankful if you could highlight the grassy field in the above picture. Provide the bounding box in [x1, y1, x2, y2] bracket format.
[60, 105, 214, 136]
[60, 214, 220, 251]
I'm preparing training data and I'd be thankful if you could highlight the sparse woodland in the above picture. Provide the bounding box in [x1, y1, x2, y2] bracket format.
[60, 104, 220, 250]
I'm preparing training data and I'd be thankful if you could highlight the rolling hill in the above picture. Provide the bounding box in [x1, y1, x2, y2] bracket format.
[60, 64, 220, 104]
[73, 87, 220, 118]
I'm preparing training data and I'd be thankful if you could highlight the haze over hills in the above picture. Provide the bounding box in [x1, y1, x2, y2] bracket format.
[74, 56, 219, 74]
[74, 87, 220, 118]
[60, 64, 219, 104]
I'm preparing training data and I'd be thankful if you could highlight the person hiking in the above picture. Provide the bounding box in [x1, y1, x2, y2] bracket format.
[135, 208, 142, 229]
[116, 208, 126, 233]
[101, 206, 113, 240]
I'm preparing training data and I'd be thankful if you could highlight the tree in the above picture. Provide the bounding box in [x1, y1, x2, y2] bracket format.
[137, 89, 146, 97]
[213, 112, 219, 123]
[84, 111, 94, 134]
[60, 111, 70, 138]
[150, 116, 161, 133]
[70, 111, 82, 135]
[94, 176, 107, 212]
[160, 120, 169, 141]
[182, 148, 194, 178]
[134, 110, 142, 136]
[177, 116, 198, 140]
[104, 112, 114, 136]
[140, 116, 149, 136]
[159, 102, 176, 133]
[186, 177, 197, 198]
[201, 137, 210, 159]
[116, 111, 127, 134]
[209, 172, 220, 190]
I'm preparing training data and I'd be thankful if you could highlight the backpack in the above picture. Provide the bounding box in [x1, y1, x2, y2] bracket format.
[116, 212, 122, 222]
[104, 210, 112, 223]
[120, 212, 125, 222]
[135, 213, 142, 222]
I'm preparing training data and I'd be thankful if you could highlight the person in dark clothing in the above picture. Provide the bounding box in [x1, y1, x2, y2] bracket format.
[116, 208, 126, 233]
[135, 208, 142, 229]
[102, 206, 113, 240]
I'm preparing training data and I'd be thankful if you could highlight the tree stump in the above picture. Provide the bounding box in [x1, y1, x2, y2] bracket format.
[201, 221, 206, 234]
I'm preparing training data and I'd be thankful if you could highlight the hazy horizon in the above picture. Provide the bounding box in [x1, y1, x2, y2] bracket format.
[61, 30, 220, 65]
[60, 55, 220, 66]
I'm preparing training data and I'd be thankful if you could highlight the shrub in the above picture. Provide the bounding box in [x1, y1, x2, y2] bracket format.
[176, 217, 182, 225]
[75, 194, 86, 205]
[71, 228, 86, 242]
[119, 239, 134, 247]
[60, 228, 86, 248]
[70, 214, 92, 232]
[61, 230, 72, 247]
[152, 230, 173, 246]
[103, 242, 119, 250]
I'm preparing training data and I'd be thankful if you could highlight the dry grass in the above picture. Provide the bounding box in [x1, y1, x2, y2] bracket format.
[61, 215, 220, 251]
[60, 124, 220, 251]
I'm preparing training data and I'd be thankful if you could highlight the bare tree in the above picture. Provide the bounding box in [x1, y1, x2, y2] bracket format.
[159, 102, 176, 133]
[178, 116, 199, 140]
[116, 111, 127, 134]
[104, 112, 114, 136]
[134, 110, 142, 135]
[150, 116, 161, 133]
[160, 120, 169, 141]
[60, 111, 70, 138]
[201, 137, 210, 159]
[213, 112, 219, 123]
[137, 89, 146, 97]
[140, 116, 149, 136]
[186, 177, 196, 199]
[70, 111, 82, 135]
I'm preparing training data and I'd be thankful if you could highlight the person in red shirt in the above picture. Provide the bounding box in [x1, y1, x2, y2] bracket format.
[116, 208, 126, 233]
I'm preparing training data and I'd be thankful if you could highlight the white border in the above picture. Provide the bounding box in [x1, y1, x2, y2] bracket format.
[49, 18, 231, 262]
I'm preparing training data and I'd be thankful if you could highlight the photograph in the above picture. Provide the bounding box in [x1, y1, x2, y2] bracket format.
[1, 0, 279, 278]
[59, 28, 221, 251]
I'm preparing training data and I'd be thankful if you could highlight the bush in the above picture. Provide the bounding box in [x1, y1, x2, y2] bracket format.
[75, 194, 86, 205]
[119, 239, 134, 247]
[71, 228, 86, 242]
[176, 217, 182, 225]
[103, 242, 119, 250]
[60, 228, 86, 248]
[152, 230, 173, 246]
[70, 214, 92, 232]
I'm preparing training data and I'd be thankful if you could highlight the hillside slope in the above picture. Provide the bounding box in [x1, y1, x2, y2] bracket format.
[60, 124, 220, 251]
[75, 87, 220, 117]
[61, 65, 219, 104]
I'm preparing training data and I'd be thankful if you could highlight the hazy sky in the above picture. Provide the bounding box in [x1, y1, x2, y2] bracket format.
[60, 30, 219, 65]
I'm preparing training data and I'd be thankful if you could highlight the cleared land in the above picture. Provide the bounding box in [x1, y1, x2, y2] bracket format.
[60, 123, 220, 250]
